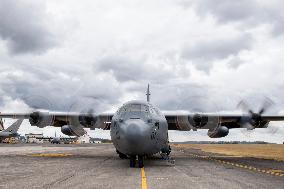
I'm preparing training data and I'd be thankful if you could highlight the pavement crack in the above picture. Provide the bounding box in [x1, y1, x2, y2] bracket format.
[43, 173, 75, 189]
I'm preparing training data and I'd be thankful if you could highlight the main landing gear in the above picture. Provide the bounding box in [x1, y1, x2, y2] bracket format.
[161, 145, 175, 165]
[138, 156, 144, 168]
[129, 155, 144, 168]
[116, 149, 144, 168]
[130, 156, 136, 167]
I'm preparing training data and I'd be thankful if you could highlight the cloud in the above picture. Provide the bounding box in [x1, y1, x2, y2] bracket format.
[0, 0, 283, 143]
[191, 0, 284, 36]
[0, 0, 56, 54]
[181, 33, 252, 71]
[94, 53, 175, 83]
[0, 63, 122, 112]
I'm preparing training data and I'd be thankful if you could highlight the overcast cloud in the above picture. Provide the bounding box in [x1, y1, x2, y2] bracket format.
[0, 0, 284, 143]
[0, 0, 57, 54]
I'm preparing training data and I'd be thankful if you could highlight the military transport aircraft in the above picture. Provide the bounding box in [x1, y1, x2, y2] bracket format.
[0, 85, 283, 167]
[0, 119, 23, 142]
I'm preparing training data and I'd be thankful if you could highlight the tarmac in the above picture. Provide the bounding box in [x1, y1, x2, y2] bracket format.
[0, 143, 282, 189]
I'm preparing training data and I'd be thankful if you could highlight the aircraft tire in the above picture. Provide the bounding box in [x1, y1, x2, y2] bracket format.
[130, 156, 136, 168]
[138, 156, 144, 168]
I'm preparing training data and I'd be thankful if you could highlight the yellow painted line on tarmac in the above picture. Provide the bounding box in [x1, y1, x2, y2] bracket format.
[141, 167, 148, 189]
[268, 169, 284, 173]
[188, 153, 284, 177]
[28, 153, 72, 157]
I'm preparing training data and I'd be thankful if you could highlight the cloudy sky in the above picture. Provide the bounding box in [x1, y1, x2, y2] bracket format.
[0, 0, 284, 143]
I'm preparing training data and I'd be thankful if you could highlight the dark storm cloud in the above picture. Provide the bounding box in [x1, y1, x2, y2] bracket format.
[0, 63, 122, 112]
[95, 55, 142, 82]
[193, 0, 257, 23]
[94, 54, 174, 83]
[181, 33, 252, 71]
[0, 0, 56, 54]
[191, 0, 284, 35]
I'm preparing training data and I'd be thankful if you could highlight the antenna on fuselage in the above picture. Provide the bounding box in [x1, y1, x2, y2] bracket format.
[146, 84, 151, 102]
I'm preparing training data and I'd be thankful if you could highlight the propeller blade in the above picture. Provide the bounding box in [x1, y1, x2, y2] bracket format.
[237, 96, 275, 131]
[258, 97, 274, 114]
[237, 100, 251, 113]
[243, 123, 254, 130]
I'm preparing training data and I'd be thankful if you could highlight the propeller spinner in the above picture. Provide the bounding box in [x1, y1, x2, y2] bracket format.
[237, 97, 274, 130]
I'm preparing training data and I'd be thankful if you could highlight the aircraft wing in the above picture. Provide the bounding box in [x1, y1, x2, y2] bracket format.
[165, 113, 284, 131]
[0, 111, 113, 130]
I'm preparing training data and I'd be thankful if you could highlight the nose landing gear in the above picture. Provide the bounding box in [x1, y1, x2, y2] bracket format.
[130, 156, 136, 167]
[138, 156, 144, 168]
[129, 155, 144, 168]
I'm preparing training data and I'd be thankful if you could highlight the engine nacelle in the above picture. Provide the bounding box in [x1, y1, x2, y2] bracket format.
[188, 114, 208, 128]
[207, 126, 229, 138]
[29, 111, 54, 128]
[78, 114, 97, 127]
[61, 125, 86, 137]
[240, 115, 269, 129]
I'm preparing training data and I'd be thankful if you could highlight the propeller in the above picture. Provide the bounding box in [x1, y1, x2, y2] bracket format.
[23, 95, 55, 127]
[68, 96, 103, 128]
[174, 95, 221, 130]
[237, 97, 274, 130]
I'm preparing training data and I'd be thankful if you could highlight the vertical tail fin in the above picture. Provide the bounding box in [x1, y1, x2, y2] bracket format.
[4, 119, 23, 133]
[146, 84, 151, 102]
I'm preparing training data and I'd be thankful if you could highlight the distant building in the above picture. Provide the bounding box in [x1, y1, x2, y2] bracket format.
[25, 133, 44, 143]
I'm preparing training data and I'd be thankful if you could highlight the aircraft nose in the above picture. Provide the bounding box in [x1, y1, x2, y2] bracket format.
[120, 119, 151, 153]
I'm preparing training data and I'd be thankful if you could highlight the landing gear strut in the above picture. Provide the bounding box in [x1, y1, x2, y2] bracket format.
[161, 145, 175, 165]
[130, 156, 136, 168]
[161, 145, 171, 156]
[138, 155, 144, 168]
[129, 155, 144, 168]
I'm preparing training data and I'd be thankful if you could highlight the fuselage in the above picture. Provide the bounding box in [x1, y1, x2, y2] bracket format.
[110, 100, 169, 156]
[0, 131, 18, 138]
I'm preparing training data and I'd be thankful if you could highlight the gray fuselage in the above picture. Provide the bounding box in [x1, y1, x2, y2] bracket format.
[110, 100, 169, 156]
[0, 132, 18, 139]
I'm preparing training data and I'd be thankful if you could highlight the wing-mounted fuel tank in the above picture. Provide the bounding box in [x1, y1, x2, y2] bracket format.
[61, 125, 86, 136]
[29, 111, 55, 128]
[207, 126, 229, 138]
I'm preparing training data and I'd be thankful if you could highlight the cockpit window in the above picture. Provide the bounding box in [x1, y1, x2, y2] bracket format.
[130, 104, 141, 111]
[128, 104, 149, 112]
[117, 104, 150, 115]
[153, 107, 161, 116]
[149, 106, 161, 116]
[117, 106, 127, 115]
[141, 105, 149, 112]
